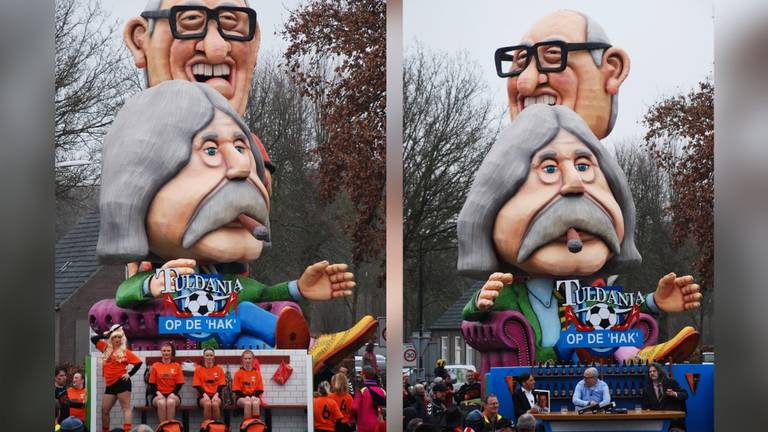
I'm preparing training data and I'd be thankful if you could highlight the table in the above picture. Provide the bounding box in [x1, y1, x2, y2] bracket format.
[533, 410, 686, 432]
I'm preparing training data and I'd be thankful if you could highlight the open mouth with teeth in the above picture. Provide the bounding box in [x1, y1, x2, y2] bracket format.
[191, 63, 231, 83]
[521, 94, 557, 109]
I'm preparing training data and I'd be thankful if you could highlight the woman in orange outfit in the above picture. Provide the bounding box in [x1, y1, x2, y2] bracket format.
[91, 324, 143, 432]
[193, 348, 226, 421]
[233, 350, 264, 420]
[330, 373, 354, 432]
[313, 381, 343, 432]
[149, 342, 185, 423]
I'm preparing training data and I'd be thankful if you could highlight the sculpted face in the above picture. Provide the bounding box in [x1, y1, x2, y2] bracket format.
[493, 130, 624, 276]
[506, 11, 629, 139]
[124, 0, 259, 116]
[146, 110, 270, 264]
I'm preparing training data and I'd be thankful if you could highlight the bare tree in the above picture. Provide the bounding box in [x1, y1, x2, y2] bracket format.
[403, 45, 503, 335]
[245, 53, 378, 332]
[55, 0, 141, 234]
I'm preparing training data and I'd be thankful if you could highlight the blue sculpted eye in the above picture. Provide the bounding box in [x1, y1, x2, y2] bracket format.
[543, 165, 557, 174]
[235, 146, 245, 154]
[575, 163, 590, 172]
[205, 147, 218, 156]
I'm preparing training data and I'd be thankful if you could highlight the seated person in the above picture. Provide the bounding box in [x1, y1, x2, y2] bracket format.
[233, 350, 264, 420]
[572, 367, 611, 409]
[148, 342, 184, 423]
[193, 348, 226, 421]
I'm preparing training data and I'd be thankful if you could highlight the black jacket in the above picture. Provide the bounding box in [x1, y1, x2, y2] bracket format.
[641, 377, 688, 429]
[512, 388, 533, 422]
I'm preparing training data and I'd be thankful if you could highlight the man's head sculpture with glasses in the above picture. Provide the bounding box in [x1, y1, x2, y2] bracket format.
[495, 10, 630, 139]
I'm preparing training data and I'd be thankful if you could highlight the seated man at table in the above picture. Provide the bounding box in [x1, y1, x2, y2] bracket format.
[516, 413, 537, 432]
[572, 367, 611, 409]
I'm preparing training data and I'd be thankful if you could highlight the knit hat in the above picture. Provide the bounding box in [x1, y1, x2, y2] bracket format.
[60, 416, 85, 432]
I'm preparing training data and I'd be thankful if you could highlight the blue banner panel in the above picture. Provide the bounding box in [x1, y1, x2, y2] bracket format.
[561, 328, 644, 348]
[159, 315, 241, 334]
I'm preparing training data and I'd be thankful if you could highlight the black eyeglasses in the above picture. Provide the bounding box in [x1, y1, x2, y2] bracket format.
[141, 6, 257, 41]
[494, 41, 611, 78]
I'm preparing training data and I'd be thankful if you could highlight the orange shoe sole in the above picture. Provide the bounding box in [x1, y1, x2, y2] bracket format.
[310, 315, 378, 375]
[275, 307, 310, 349]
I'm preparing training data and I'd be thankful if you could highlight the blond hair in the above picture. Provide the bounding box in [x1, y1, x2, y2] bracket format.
[332, 373, 349, 395]
[103, 324, 128, 363]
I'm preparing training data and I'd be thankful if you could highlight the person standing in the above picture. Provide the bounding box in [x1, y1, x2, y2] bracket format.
[572, 367, 611, 409]
[362, 342, 379, 375]
[352, 366, 386, 432]
[481, 395, 509, 432]
[91, 324, 143, 432]
[330, 373, 354, 431]
[642, 363, 688, 431]
[426, 382, 449, 425]
[512, 373, 538, 422]
[66, 372, 87, 423]
[148, 342, 185, 423]
[314, 381, 343, 432]
[55, 366, 70, 424]
[193, 348, 226, 421]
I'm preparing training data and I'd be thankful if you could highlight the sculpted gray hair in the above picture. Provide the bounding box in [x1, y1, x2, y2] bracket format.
[457, 104, 640, 279]
[573, 10, 620, 135]
[96, 80, 266, 263]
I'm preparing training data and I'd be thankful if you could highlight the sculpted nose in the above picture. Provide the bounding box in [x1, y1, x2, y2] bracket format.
[516, 61, 547, 97]
[221, 145, 251, 180]
[560, 164, 585, 196]
[195, 21, 231, 63]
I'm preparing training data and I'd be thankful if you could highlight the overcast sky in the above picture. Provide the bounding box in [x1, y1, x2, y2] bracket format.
[404, 0, 714, 148]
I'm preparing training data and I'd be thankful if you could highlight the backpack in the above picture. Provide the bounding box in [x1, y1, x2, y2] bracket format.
[239, 418, 266, 432]
[364, 385, 387, 409]
[200, 419, 227, 432]
[156, 419, 184, 432]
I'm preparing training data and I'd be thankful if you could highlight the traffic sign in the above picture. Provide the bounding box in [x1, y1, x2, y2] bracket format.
[403, 343, 417, 367]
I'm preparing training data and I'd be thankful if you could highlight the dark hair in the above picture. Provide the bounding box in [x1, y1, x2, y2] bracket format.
[55, 366, 68, 377]
[484, 393, 498, 403]
[517, 372, 532, 386]
[648, 362, 668, 381]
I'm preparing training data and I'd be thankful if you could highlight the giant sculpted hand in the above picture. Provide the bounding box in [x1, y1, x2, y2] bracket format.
[298, 261, 355, 301]
[476, 272, 514, 311]
[147, 259, 197, 297]
[653, 272, 702, 312]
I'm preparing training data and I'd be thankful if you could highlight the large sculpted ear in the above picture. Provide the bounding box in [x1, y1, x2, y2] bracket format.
[601, 47, 630, 95]
[124, 17, 149, 69]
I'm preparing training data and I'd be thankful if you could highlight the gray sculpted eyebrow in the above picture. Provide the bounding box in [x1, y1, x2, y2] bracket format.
[200, 131, 219, 142]
[537, 150, 558, 163]
[574, 148, 594, 158]
[232, 131, 247, 140]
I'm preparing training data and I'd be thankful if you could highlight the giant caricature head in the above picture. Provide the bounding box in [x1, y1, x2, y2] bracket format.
[124, 0, 259, 116]
[96, 80, 270, 265]
[499, 10, 630, 139]
[457, 105, 640, 279]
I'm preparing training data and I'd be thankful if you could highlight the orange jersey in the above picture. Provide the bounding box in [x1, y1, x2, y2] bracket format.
[149, 361, 185, 394]
[232, 367, 264, 397]
[96, 340, 142, 386]
[313, 396, 343, 431]
[329, 392, 353, 423]
[193, 365, 226, 396]
[66, 387, 87, 421]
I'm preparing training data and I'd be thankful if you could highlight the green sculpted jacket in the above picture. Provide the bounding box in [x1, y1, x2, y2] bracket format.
[115, 271, 292, 309]
[462, 282, 656, 363]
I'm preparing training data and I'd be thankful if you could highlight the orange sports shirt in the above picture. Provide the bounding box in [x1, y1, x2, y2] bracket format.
[329, 392, 353, 423]
[95, 340, 142, 386]
[149, 361, 185, 394]
[192, 364, 226, 396]
[313, 395, 343, 431]
[232, 367, 264, 397]
[66, 387, 87, 421]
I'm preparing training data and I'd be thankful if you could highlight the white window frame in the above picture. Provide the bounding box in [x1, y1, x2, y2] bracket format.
[440, 336, 449, 362]
[454, 336, 462, 364]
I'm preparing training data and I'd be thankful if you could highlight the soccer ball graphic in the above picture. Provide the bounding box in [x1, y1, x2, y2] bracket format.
[184, 290, 216, 316]
[587, 303, 617, 330]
